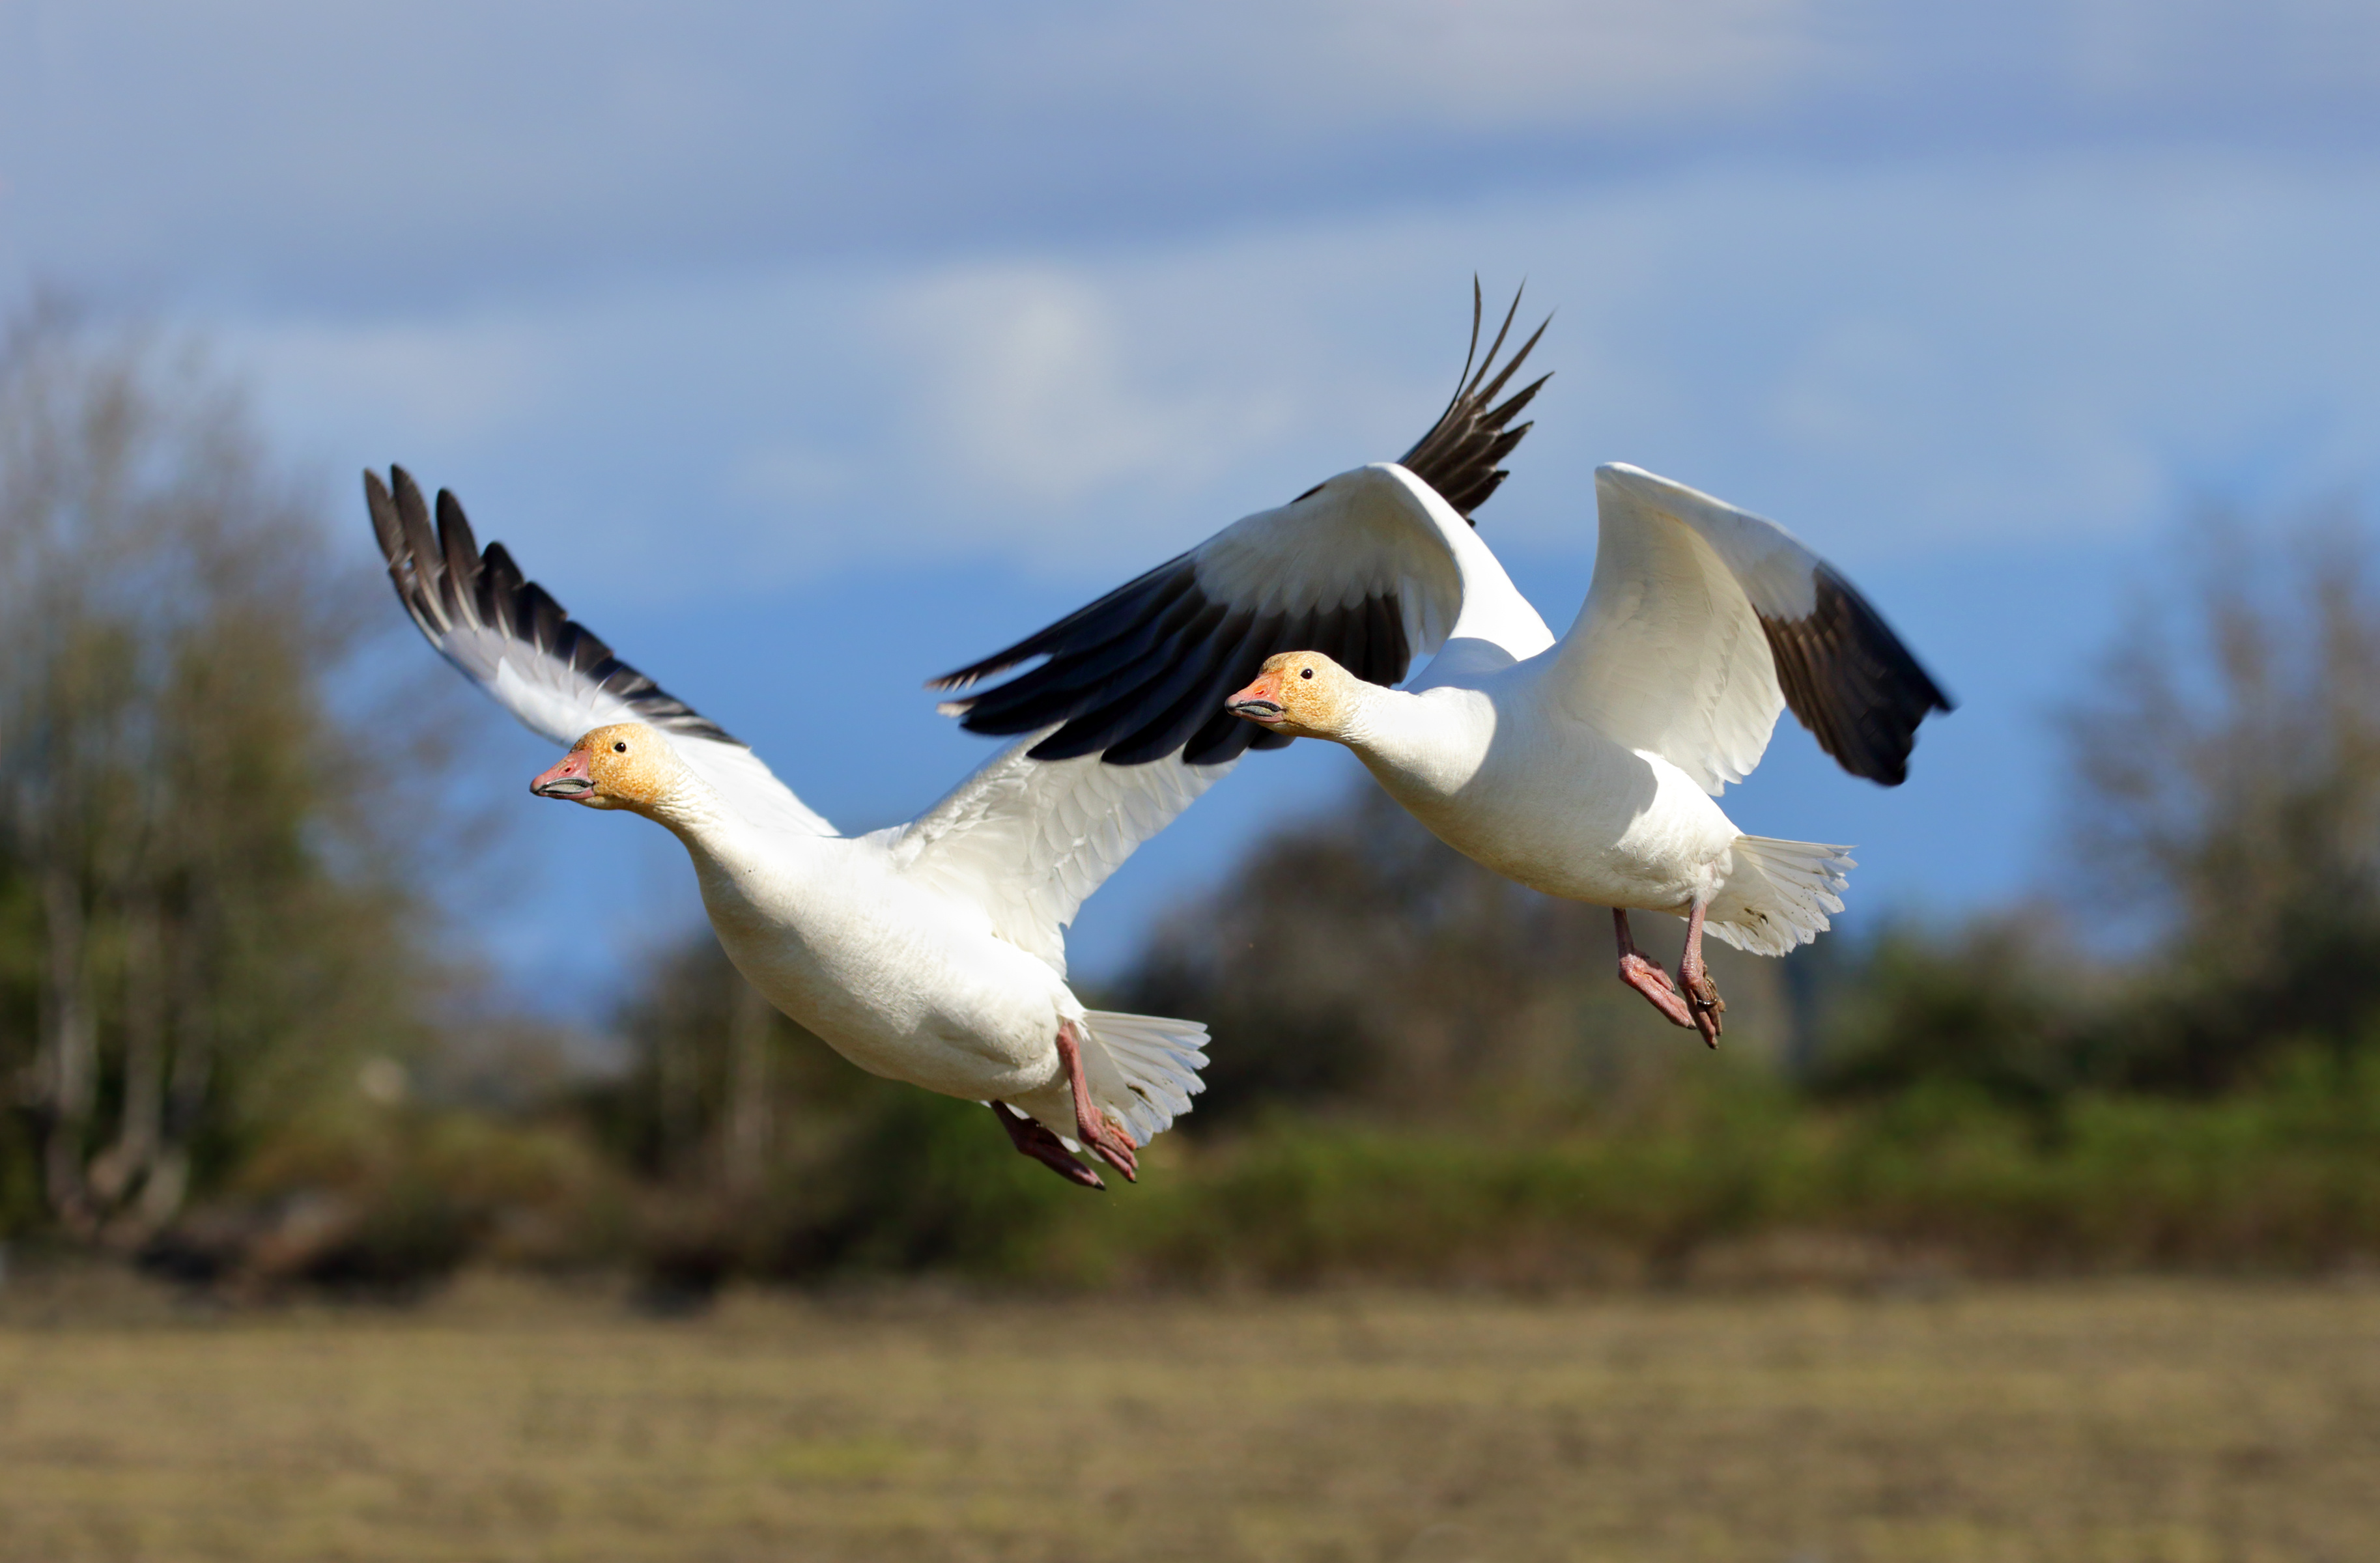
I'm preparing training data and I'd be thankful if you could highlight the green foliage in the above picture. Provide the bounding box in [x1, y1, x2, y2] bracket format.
[162, 1041, 2380, 1293]
[1798, 915, 2114, 1109]
[565, 1054, 2353, 1290]
[1017, 1058, 2380, 1287]
[753, 1086, 1085, 1277]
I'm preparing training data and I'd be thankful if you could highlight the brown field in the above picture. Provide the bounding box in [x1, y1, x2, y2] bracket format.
[1, 1273, 2375, 1562]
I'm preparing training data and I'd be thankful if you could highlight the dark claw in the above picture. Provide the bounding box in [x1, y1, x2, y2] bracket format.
[1081, 1113, 1139, 1182]
[1685, 975, 1725, 1048]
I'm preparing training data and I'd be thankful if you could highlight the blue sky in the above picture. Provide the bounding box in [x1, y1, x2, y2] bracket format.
[8, 1, 2380, 1013]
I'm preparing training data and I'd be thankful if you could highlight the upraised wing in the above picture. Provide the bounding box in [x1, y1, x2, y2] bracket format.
[364, 468, 834, 838]
[1554, 463, 1953, 793]
[882, 734, 1230, 976]
[930, 285, 1553, 766]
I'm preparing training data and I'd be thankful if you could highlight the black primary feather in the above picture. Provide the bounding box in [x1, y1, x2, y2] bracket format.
[1394, 278, 1551, 524]
[363, 466, 742, 748]
[1758, 569, 1956, 787]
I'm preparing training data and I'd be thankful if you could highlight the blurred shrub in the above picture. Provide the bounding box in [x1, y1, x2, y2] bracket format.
[1798, 913, 2115, 1110]
[144, 1102, 623, 1295]
[552, 998, 2380, 1292]
[120, 928, 2380, 1295]
[1062, 1052, 2380, 1286]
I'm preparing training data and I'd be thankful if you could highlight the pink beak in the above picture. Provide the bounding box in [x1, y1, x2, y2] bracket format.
[1225, 672, 1285, 725]
[530, 750, 595, 800]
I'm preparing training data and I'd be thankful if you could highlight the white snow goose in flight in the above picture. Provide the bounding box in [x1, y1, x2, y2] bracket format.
[932, 324, 1951, 1047]
[365, 467, 1233, 1189]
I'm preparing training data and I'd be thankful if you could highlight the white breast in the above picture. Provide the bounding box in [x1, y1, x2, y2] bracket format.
[1351, 660, 1744, 914]
[688, 833, 1073, 1103]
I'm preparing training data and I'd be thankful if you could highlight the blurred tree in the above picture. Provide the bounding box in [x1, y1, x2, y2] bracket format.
[601, 936, 767, 1188]
[2062, 506, 2380, 1088]
[0, 302, 449, 1243]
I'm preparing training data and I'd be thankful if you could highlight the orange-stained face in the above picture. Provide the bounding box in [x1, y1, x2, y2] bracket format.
[1224, 651, 1361, 740]
[529, 722, 675, 812]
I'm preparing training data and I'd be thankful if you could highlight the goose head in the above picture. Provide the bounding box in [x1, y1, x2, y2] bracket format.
[1225, 652, 1365, 741]
[530, 722, 685, 815]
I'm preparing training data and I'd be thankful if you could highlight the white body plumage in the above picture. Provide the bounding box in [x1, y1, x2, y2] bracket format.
[363, 467, 1222, 1172]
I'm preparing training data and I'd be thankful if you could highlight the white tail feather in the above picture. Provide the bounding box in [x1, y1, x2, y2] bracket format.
[1705, 835, 1854, 957]
[1077, 1009, 1210, 1147]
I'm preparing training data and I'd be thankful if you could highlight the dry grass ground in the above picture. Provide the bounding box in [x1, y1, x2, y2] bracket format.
[1, 1274, 2375, 1562]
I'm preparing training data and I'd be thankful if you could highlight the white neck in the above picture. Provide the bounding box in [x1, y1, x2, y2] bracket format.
[1335, 680, 1494, 802]
[643, 770, 762, 867]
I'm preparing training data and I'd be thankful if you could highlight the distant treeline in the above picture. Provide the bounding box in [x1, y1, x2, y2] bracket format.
[0, 307, 461, 1251]
[5, 307, 2379, 1295]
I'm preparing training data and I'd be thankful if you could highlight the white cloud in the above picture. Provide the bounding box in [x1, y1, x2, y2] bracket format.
[1305, 0, 1847, 129]
[885, 265, 1288, 510]
[239, 315, 556, 447]
[1016, 0, 1849, 140]
[2058, 0, 2380, 104]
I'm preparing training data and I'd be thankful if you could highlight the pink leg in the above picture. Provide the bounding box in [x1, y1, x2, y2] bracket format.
[1056, 1021, 1139, 1183]
[1615, 909, 1693, 1028]
[1677, 900, 1725, 1049]
[991, 1102, 1105, 1190]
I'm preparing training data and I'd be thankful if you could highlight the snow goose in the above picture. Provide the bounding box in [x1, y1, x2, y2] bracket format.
[934, 359, 1951, 1047]
[363, 467, 1232, 1187]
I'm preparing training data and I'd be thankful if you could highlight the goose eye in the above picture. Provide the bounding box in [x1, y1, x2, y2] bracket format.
[1299, 667, 1314, 680]
[613, 740, 629, 753]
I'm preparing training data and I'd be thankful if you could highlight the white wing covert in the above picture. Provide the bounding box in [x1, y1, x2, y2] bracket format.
[930, 285, 1552, 766]
[1554, 464, 1953, 793]
[365, 468, 834, 838]
[886, 733, 1231, 976]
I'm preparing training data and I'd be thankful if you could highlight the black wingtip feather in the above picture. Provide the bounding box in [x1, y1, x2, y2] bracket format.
[947, 571, 1211, 727]
[927, 551, 1197, 695]
[1761, 568, 1955, 788]
[363, 466, 743, 749]
[1395, 285, 1552, 525]
[363, 470, 402, 559]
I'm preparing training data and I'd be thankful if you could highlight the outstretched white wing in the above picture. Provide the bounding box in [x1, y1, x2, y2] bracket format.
[931, 287, 1553, 766]
[884, 735, 1230, 976]
[1553, 463, 1953, 794]
[365, 468, 834, 838]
